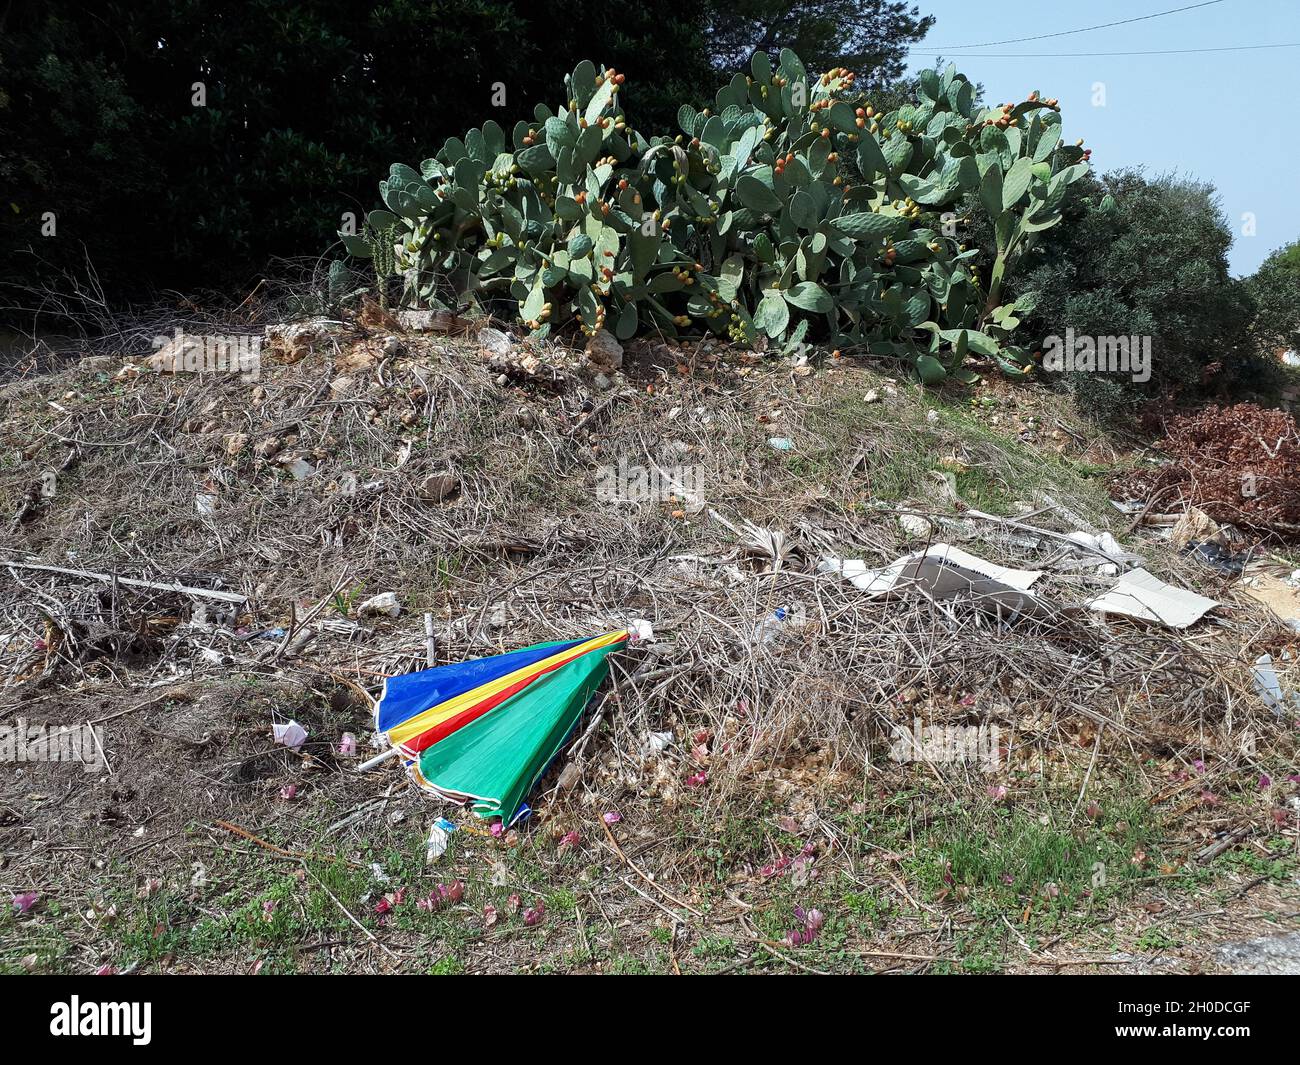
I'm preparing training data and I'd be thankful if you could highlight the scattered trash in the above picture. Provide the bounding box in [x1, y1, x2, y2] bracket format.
[425, 817, 457, 863]
[337, 732, 358, 757]
[1239, 568, 1300, 630]
[417, 473, 459, 505]
[768, 437, 794, 451]
[627, 619, 655, 642]
[1086, 568, 1218, 629]
[602, 811, 622, 825]
[643, 730, 674, 755]
[1182, 540, 1247, 576]
[282, 456, 316, 481]
[820, 543, 1051, 620]
[1169, 506, 1227, 551]
[11, 892, 38, 915]
[752, 605, 807, 645]
[364, 630, 629, 826]
[1065, 529, 1128, 559]
[1253, 655, 1300, 718]
[272, 720, 308, 750]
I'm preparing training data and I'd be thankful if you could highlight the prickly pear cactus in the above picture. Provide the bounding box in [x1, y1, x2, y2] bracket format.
[341, 55, 1089, 384]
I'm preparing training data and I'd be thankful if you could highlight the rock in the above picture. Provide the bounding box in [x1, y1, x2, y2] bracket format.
[864, 389, 880, 403]
[585, 328, 623, 371]
[515, 407, 536, 429]
[254, 437, 283, 460]
[224, 432, 249, 457]
[496, 373, 510, 387]
[264, 319, 332, 364]
[418, 472, 459, 504]
[79, 355, 117, 374]
[899, 513, 933, 538]
[381, 335, 404, 357]
[478, 327, 515, 360]
[397, 308, 461, 333]
[281, 456, 316, 480]
[357, 592, 401, 618]
[146, 334, 191, 373]
[1214, 932, 1300, 975]
[329, 375, 355, 396]
[336, 340, 380, 374]
[925, 409, 940, 425]
[593, 373, 612, 391]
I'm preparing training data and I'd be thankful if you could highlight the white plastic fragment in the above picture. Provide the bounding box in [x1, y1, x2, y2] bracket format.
[627, 619, 656, 642]
[1252, 655, 1300, 718]
[819, 544, 1049, 619]
[425, 818, 457, 863]
[357, 592, 401, 618]
[272, 720, 308, 750]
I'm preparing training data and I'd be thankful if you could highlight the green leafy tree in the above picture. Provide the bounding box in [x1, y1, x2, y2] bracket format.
[1008, 169, 1274, 419]
[704, 1, 934, 86]
[1245, 240, 1300, 358]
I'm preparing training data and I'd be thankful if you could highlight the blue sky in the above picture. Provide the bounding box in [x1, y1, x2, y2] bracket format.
[904, 0, 1298, 276]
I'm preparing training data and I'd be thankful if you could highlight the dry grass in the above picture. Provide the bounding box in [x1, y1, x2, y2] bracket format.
[0, 312, 1297, 973]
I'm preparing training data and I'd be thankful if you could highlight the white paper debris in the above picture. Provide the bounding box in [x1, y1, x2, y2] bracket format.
[272, 720, 308, 750]
[628, 619, 656, 642]
[1086, 568, 1218, 629]
[820, 544, 1050, 618]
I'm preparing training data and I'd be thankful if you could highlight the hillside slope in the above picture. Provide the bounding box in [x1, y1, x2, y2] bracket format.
[0, 315, 1296, 974]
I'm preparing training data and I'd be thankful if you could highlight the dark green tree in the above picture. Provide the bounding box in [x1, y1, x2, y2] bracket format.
[1007, 169, 1275, 419]
[1245, 240, 1300, 358]
[704, 0, 934, 86]
[1, 0, 936, 321]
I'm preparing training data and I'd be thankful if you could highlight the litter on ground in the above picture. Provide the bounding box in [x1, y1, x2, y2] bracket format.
[1086, 568, 1219, 629]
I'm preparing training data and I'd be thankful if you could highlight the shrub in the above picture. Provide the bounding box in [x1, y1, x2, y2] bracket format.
[1012, 171, 1278, 420]
[342, 54, 1089, 385]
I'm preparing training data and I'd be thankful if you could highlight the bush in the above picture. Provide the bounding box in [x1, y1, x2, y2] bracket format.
[345, 55, 1089, 385]
[1010, 170, 1279, 421]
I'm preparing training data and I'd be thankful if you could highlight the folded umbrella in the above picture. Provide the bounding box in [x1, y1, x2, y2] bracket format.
[364, 631, 628, 825]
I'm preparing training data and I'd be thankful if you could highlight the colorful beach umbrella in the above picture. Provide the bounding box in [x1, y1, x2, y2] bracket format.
[364, 631, 628, 825]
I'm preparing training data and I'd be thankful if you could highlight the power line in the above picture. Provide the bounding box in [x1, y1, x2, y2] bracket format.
[918, 41, 1299, 58]
[925, 0, 1226, 50]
